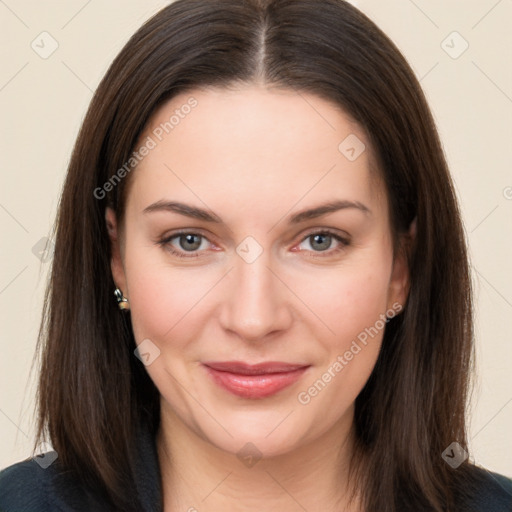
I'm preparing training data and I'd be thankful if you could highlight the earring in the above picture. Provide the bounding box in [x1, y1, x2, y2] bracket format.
[114, 288, 130, 310]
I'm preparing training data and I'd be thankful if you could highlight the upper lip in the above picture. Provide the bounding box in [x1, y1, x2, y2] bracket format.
[203, 361, 309, 375]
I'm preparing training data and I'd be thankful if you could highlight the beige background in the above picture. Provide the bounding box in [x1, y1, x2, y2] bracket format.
[1, 0, 511, 476]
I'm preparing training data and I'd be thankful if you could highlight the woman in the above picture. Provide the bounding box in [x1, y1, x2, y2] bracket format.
[0, 0, 511, 511]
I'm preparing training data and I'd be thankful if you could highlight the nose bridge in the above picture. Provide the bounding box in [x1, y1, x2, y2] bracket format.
[220, 242, 291, 340]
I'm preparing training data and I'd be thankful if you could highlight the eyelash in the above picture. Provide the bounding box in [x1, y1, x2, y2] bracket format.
[157, 229, 350, 259]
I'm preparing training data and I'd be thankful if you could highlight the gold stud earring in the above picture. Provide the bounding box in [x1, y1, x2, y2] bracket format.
[114, 288, 130, 310]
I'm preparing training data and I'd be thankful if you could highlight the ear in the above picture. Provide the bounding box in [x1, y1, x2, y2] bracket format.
[105, 207, 128, 297]
[387, 217, 416, 311]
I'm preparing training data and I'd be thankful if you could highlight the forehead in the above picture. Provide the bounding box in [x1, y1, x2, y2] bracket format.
[127, 84, 386, 220]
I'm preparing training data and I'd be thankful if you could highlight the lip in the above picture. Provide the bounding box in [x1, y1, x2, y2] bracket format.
[202, 361, 310, 399]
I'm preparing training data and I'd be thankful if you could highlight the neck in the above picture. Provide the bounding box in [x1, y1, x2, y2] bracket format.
[156, 402, 363, 512]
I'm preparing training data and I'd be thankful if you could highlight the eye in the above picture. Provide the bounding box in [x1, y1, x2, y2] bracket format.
[295, 229, 350, 257]
[157, 228, 350, 259]
[158, 231, 211, 258]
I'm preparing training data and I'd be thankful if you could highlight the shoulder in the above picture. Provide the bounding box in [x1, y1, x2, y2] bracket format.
[0, 456, 52, 511]
[0, 419, 161, 512]
[458, 464, 512, 511]
[0, 453, 111, 512]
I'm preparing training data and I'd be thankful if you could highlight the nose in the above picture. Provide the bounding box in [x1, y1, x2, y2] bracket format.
[219, 247, 293, 342]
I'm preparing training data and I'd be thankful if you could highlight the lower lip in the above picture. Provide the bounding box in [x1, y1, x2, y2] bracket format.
[203, 365, 309, 399]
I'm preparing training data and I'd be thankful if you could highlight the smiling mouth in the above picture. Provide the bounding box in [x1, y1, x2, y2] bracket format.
[202, 361, 310, 399]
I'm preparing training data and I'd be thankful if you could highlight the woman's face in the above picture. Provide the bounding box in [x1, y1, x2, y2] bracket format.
[107, 84, 410, 457]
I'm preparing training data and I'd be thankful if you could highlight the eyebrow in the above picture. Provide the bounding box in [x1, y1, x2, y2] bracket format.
[142, 199, 371, 224]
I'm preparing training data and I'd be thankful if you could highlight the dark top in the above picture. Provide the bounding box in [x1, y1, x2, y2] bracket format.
[1, 421, 511, 511]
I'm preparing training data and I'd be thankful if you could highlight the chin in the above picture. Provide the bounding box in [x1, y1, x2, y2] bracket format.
[192, 404, 318, 460]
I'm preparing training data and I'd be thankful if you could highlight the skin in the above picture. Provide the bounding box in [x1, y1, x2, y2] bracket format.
[106, 84, 412, 511]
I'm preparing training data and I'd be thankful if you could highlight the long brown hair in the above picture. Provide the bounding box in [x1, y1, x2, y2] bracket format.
[35, 0, 479, 510]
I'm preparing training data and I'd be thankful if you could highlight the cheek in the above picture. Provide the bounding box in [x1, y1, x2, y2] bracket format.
[292, 258, 392, 346]
[294, 265, 391, 424]
[123, 242, 211, 347]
